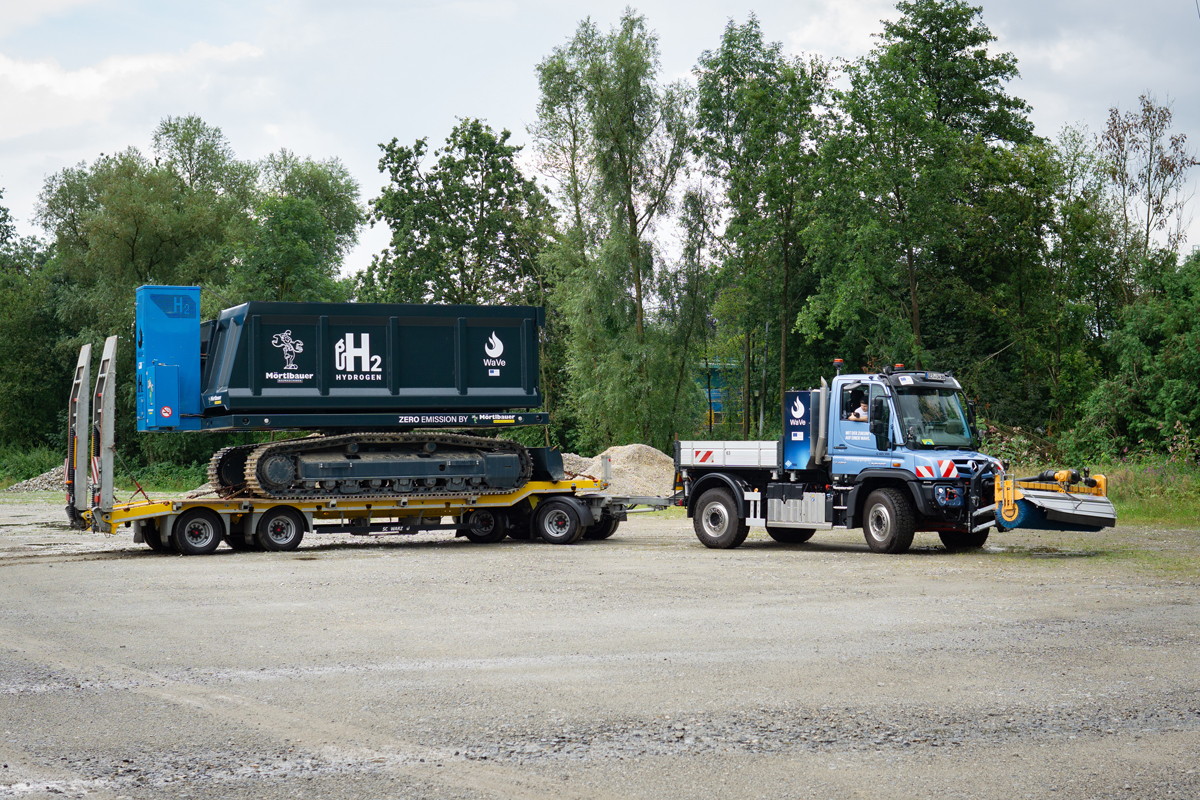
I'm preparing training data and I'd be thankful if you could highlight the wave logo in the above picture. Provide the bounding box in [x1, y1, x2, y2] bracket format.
[485, 331, 504, 358]
[791, 395, 805, 420]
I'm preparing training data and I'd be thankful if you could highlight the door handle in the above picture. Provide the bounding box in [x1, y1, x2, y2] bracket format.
[834, 444, 847, 450]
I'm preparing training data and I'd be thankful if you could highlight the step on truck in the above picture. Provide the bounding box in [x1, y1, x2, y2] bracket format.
[65, 285, 667, 554]
[675, 362, 1116, 554]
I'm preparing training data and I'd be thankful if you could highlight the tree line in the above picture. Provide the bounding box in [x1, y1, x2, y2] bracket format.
[1, 0, 1197, 468]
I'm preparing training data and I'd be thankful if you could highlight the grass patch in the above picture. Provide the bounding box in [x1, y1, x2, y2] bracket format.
[115, 462, 207, 494]
[0, 446, 63, 487]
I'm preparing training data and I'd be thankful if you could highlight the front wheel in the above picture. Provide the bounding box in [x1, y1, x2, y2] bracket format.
[535, 500, 584, 544]
[693, 489, 748, 549]
[172, 509, 225, 556]
[256, 507, 306, 551]
[463, 509, 508, 543]
[862, 488, 915, 554]
[939, 529, 990, 550]
[766, 527, 815, 544]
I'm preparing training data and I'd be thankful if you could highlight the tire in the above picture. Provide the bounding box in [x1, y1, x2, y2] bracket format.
[939, 529, 990, 550]
[171, 509, 225, 556]
[142, 521, 168, 553]
[693, 489, 748, 549]
[256, 507, 306, 551]
[583, 515, 620, 540]
[224, 532, 262, 551]
[766, 526, 815, 544]
[534, 500, 584, 544]
[463, 509, 509, 544]
[862, 488, 915, 554]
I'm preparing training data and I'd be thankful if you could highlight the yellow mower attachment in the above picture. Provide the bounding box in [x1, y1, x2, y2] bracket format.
[995, 468, 1116, 532]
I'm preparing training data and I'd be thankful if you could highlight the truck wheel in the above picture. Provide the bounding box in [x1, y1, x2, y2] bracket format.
[463, 509, 508, 543]
[863, 488, 915, 554]
[939, 529, 990, 550]
[171, 509, 225, 556]
[693, 489, 748, 549]
[583, 515, 620, 540]
[535, 500, 584, 544]
[766, 527, 815, 544]
[256, 507, 305, 551]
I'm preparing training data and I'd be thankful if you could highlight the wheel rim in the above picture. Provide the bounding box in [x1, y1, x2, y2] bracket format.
[265, 515, 296, 546]
[471, 511, 496, 535]
[542, 508, 571, 538]
[183, 519, 216, 549]
[701, 502, 729, 537]
[868, 504, 891, 542]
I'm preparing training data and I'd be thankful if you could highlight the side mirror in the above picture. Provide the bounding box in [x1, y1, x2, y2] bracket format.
[967, 400, 977, 425]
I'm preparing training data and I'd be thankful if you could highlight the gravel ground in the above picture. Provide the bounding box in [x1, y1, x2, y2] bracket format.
[1, 493, 1198, 799]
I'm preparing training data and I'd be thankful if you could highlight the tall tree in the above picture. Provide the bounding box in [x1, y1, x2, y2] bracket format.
[695, 16, 828, 434]
[801, 0, 1032, 364]
[362, 119, 551, 306]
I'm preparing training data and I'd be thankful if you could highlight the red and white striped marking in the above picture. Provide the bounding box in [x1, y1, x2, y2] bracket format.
[694, 450, 714, 463]
[915, 465, 935, 479]
[937, 460, 959, 478]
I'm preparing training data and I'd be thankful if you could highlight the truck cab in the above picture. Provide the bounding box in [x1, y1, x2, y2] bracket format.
[677, 367, 1000, 554]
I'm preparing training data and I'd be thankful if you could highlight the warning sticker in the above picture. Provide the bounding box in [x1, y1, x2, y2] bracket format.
[160, 406, 173, 418]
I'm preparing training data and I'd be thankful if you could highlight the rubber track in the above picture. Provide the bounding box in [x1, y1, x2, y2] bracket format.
[242, 433, 533, 502]
[206, 443, 259, 498]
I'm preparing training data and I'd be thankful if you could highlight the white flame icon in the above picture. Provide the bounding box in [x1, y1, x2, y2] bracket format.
[791, 396, 805, 420]
[485, 331, 504, 358]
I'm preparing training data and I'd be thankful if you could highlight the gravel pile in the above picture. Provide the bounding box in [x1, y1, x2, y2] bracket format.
[4, 465, 66, 493]
[561, 443, 675, 497]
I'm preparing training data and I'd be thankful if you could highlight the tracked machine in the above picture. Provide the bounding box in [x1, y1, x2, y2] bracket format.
[66, 285, 657, 553]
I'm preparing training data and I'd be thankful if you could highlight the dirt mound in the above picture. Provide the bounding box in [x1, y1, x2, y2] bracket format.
[4, 465, 67, 493]
[561, 443, 675, 498]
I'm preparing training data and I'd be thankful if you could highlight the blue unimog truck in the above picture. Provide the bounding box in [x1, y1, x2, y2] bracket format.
[676, 364, 1117, 554]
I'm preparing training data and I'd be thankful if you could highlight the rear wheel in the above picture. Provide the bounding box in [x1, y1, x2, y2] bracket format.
[535, 500, 584, 544]
[766, 527, 815, 544]
[463, 509, 509, 543]
[171, 509, 225, 556]
[256, 507, 305, 551]
[862, 488, 915, 554]
[583, 515, 620, 540]
[939, 529, 990, 550]
[693, 489, 748, 549]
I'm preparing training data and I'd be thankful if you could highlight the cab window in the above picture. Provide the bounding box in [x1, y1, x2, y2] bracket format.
[841, 384, 867, 422]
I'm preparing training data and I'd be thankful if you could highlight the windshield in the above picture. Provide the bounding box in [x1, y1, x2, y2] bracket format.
[893, 388, 973, 450]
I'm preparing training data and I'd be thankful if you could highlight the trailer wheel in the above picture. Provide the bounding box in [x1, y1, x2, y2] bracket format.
[939, 529, 990, 550]
[863, 488, 915, 554]
[256, 507, 306, 551]
[142, 520, 169, 553]
[693, 489, 748, 549]
[583, 515, 620, 540]
[172, 509, 225, 556]
[766, 527, 815, 544]
[463, 509, 509, 544]
[535, 500, 584, 544]
[224, 532, 262, 551]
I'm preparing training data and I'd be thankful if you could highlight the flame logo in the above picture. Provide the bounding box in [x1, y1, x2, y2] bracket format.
[485, 331, 504, 358]
[791, 396, 805, 420]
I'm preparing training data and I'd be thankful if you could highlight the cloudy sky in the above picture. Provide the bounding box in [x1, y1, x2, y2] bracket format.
[2, 0, 1198, 274]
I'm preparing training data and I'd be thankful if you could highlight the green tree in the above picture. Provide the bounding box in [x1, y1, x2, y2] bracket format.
[801, 0, 1032, 365]
[0, 191, 65, 447]
[361, 119, 551, 306]
[695, 16, 829, 435]
[229, 150, 363, 302]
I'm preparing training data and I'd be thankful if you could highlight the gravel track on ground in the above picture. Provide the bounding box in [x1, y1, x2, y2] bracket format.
[1, 494, 1198, 799]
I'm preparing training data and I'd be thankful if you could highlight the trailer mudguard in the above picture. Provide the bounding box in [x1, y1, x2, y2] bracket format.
[686, 472, 752, 520]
